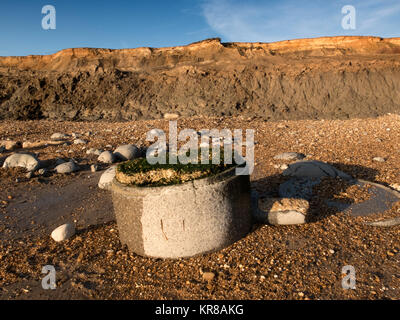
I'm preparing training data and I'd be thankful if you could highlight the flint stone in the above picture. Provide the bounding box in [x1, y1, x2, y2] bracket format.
[98, 151, 116, 164]
[98, 166, 116, 190]
[113, 144, 139, 161]
[51, 223, 75, 242]
[55, 161, 78, 174]
[2, 153, 40, 172]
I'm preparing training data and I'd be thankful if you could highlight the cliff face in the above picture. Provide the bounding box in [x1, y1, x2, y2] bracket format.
[1, 36, 400, 121]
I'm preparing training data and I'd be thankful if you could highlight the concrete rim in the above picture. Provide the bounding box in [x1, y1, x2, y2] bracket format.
[111, 165, 239, 195]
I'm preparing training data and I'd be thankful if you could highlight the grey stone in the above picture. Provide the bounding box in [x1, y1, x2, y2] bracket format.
[86, 148, 103, 156]
[274, 152, 306, 161]
[73, 139, 87, 145]
[51, 223, 75, 242]
[55, 161, 78, 174]
[2, 153, 40, 172]
[98, 150, 116, 164]
[0, 146, 5, 153]
[113, 144, 140, 161]
[282, 160, 352, 180]
[98, 166, 116, 190]
[111, 167, 252, 259]
[51, 133, 70, 141]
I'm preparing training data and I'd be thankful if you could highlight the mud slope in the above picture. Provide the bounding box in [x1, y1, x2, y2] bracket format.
[1, 36, 400, 121]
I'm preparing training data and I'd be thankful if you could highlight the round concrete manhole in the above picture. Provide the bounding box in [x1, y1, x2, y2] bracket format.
[111, 164, 253, 259]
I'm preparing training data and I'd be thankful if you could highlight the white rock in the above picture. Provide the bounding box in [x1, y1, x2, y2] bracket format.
[55, 161, 78, 174]
[274, 152, 305, 161]
[86, 148, 103, 156]
[98, 166, 116, 190]
[373, 157, 386, 163]
[51, 133, 70, 141]
[258, 198, 309, 225]
[98, 150, 116, 164]
[268, 210, 306, 225]
[113, 144, 139, 161]
[91, 164, 98, 172]
[283, 160, 351, 179]
[51, 223, 75, 242]
[73, 139, 87, 145]
[2, 153, 40, 172]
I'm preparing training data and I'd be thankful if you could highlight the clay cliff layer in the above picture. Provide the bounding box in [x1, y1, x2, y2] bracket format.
[0, 36, 399, 121]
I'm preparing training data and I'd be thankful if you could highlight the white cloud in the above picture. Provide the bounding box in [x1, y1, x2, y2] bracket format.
[201, 0, 400, 42]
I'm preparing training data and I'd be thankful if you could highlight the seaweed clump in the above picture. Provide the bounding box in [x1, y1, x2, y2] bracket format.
[116, 149, 241, 187]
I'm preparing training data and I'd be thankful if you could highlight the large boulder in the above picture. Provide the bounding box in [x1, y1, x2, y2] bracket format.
[283, 160, 351, 180]
[2, 153, 40, 172]
[113, 144, 139, 161]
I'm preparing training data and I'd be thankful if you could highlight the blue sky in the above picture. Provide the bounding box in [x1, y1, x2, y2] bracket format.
[0, 0, 399, 56]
